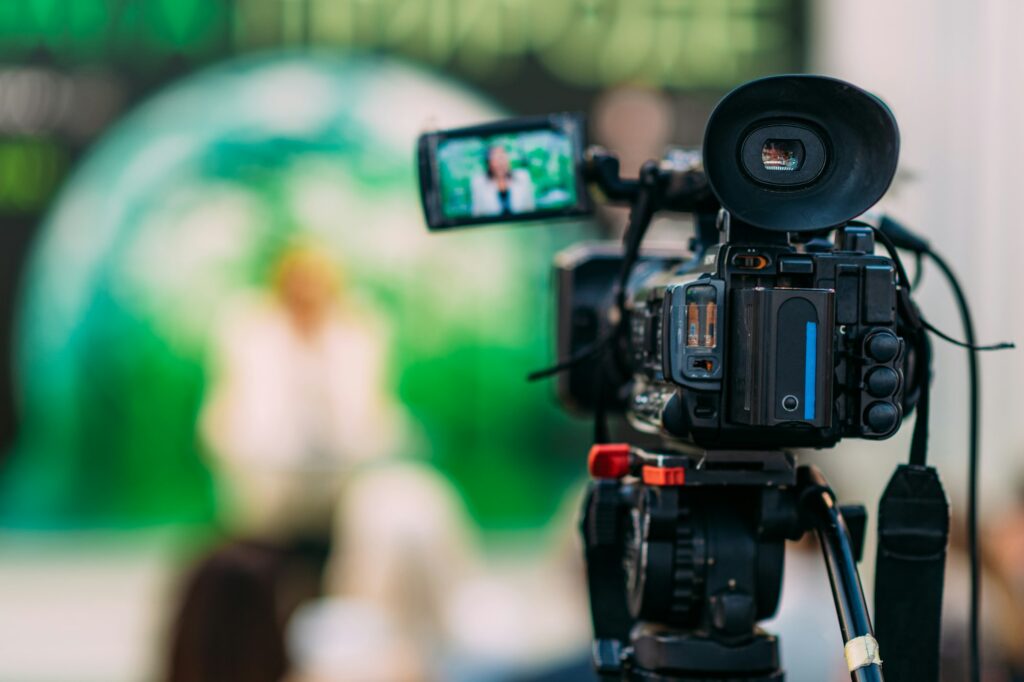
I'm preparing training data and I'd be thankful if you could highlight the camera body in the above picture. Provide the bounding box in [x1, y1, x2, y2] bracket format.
[559, 224, 904, 450]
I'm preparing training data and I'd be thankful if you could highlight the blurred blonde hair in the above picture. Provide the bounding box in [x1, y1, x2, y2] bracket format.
[271, 242, 344, 298]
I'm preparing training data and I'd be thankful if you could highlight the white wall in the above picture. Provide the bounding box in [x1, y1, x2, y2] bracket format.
[810, 0, 1024, 517]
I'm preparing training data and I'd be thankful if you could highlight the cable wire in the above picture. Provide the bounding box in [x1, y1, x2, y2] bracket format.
[925, 249, 981, 682]
[870, 225, 931, 466]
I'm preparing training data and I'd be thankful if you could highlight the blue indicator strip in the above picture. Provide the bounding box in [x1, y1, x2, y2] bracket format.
[804, 322, 817, 420]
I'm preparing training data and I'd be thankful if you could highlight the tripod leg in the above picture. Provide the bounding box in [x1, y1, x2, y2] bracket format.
[798, 466, 884, 682]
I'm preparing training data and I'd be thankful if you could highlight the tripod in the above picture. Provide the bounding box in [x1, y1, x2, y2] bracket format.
[581, 447, 883, 682]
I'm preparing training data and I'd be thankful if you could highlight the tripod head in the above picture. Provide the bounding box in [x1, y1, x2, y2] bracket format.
[582, 446, 881, 682]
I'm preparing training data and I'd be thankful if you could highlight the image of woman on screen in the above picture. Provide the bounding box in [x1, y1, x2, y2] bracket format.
[471, 144, 536, 216]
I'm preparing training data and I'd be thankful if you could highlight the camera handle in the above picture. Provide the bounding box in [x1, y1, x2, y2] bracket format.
[582, 448, 884, 681]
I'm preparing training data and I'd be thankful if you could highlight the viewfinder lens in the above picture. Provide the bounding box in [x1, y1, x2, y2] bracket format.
[738, 124, 825, 187]
[761, 139, 804, 172]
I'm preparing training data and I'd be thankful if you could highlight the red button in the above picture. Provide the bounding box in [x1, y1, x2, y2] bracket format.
[588, 443, 632, 479]
[642, 466, 686, 486]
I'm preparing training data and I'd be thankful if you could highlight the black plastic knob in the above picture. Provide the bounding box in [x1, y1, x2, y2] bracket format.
[865, 367, 900, 397]
[865, 331, 900, 362]
[865, 401, 899, 433]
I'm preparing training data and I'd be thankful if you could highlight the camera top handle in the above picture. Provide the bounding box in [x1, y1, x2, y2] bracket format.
[583, 147, 717, 213]
[582, 147, 721, 253]
[580, 148, 720, 328]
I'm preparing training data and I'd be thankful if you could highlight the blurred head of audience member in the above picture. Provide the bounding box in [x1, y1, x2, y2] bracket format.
[166, 542, 289, 682]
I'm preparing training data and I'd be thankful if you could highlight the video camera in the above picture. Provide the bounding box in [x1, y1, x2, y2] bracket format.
[419, 76, 916, 451]
[416, 75, 994, 682]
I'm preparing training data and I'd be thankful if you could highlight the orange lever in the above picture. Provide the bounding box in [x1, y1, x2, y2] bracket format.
[588, 443, 632, 479]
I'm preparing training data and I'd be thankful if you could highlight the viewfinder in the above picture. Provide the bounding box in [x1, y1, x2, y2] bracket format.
[761, 139, 804, 172]
[704, 75, 900, 231]
[417, 113, 592, 230]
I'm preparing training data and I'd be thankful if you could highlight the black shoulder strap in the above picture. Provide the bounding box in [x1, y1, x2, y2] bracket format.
[874, 464, 949, 682]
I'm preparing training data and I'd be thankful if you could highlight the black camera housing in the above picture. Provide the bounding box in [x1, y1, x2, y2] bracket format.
[553, 75, 908, 450]
[625, 227, 903, 449]
[557, 226, 906, 449]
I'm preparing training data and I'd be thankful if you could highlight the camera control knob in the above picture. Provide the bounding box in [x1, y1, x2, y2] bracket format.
[865, 331, 900, 362]
[865, 401, 899, 433]
[865, 367, 900, 397]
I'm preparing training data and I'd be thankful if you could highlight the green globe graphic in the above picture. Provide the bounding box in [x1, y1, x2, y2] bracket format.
[0, 52, 591, 530]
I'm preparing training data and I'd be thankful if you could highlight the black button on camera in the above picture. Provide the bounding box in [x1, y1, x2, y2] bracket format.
[865, 402, 899, 433]
[865, 331, 900, 362]
[865, 367, 899, 397]
[778, 257, 814, 274]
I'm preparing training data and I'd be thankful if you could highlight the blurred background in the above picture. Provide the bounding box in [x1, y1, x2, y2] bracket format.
[0, 1, 1020, 681]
